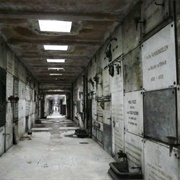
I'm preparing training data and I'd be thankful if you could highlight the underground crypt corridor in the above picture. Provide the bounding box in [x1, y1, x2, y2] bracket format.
[0, 0, 180, 180]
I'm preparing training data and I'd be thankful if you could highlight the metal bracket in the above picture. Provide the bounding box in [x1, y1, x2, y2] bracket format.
[3, 133, 10, 135]
[134, 17, 146, 30]
[154, 1, 164, 7]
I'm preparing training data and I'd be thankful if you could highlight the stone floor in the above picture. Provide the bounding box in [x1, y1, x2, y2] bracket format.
[0, 112, 114, 180]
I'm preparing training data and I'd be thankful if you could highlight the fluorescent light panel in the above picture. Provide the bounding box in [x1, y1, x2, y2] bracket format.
[44, 45, 68, 51]
[47, 59, 65, 63]
[38, 20, 72, 32]
[47, 89, 64, 92]
[50, 73, 62, 76]
[48, 68, 64, 71]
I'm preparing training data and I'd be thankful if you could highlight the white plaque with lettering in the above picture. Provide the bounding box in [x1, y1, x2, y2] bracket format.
[92, 99, 97, 121]
[112, 120, 124, 155]
[144, 140, 179, 180]
[142, 22, 176, 91]
[125, 132, 144, 173]
[110, 61, 124, 154]
[124, 91, 143, 136]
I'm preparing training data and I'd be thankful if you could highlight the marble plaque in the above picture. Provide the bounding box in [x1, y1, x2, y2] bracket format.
[124, 91, 143, 136]
[144, 140, 179, 180]
[142, 22, 176, 91]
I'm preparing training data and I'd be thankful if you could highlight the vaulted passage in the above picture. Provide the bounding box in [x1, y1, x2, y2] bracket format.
[0, 1, 180, 180]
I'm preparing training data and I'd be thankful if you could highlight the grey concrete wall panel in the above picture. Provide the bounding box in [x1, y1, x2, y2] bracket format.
[124, 91, 143, 136]
[6, 103, 13, 150]
[142, 0, 170, 35]
[18, 117, 25, 137]
[7, 50, 14, 75]
[18, 81, 26, 99]
[110, 60, 123, 94]
[96, 51, 102, 74]
[103, 124, 112, 155]
[97, 130, 103, 144]
[144, 88, 177, 143]
[92, 124, 96, 138]
[103, 102, 111, 125]
[122, 3, 141, 55]
[6, 73, 13, 100]
[96, 73, 103, 97]
[13, 78, 19, 121]
[91, 59, 97, 79]
[29, 101, 33, 115]
[0, 39, 7, 69]
[14, 58, 19, 78]
[111, 26, 122, 61]
[123, 47, 142, 92]
[125, 132, 144, 173]
[18, 99, 25, 119]
[144, 140, 179, 180]
[26, 84, 31, 101]
[0, 127, 5, 155]
[111, 92, 123, 122]
[26, 101, 30, 116]
[92, 99, 97, 121]
[142, 22, 176, 91]
[101, 45, 108, 69]
[112, 120, 124, 158]
[97, 102, 103, 123]
[110, 61, 124, 155]
[18, 64, 26, 83]
[103, 68, 110, 96]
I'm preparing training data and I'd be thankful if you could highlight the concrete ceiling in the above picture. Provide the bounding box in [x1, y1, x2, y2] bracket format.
[0, 0, 136, 94]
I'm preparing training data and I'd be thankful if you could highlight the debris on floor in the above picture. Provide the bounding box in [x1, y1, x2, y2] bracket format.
[75, 129, 89, 138]
[20, 135, 32, 141]
[64, 129, 89, 138]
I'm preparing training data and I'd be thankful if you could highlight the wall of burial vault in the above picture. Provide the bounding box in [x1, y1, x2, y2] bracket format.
[73, 1, 180, 179]
[0, 37, 39, 156]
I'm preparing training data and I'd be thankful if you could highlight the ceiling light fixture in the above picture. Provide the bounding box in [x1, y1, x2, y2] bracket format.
[47, 59, 65, 63]
[44, 45, 68, 51]
[50, 73, 62, 76]
[48, 68, 64, 71]
[47, 89, 64, 92]
[38, 20, 72, 32]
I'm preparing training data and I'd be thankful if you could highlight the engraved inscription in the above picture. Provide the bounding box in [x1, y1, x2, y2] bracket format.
[125, 133, 143, 167]
[142, 23, 176, 91]
[124, 91, 143, 135]
[144, 140, 178, 180]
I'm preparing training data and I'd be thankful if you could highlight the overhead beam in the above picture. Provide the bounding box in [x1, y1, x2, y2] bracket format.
[29, 66, 85, 71]
[42, 92, 70, 95]
[0, 10, 122, 21]
[39, 81, 73, 83]
[8, 39, 101, 46]
[20, 54, 89, 60]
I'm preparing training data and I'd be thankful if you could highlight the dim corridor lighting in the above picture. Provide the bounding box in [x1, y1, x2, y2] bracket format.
[47, 59, 65, 63]
[49, 73, 62, 76]
[38, 20, 72, 32]
[47, 89, 64, 92]
[48, 68, 64, 71]
[44, 45, 68, 51]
